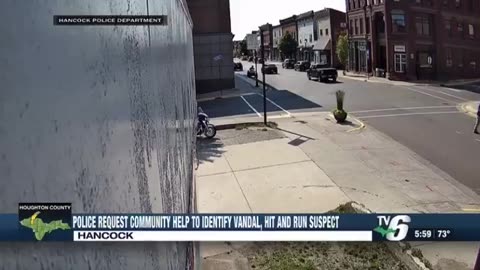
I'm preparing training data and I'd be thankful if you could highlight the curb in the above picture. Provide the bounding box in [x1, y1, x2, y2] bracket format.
[197, 92, 256, 102]
[216, 121, 277, 131]
[458, 101, 479, 119]
[326, 113, 367, 133]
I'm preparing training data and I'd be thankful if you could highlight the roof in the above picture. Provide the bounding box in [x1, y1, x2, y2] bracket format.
[297, 10, 314, 20]
[280, 15, 297, 25]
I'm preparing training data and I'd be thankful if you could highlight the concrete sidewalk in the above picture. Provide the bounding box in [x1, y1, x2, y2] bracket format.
[196, 112, 480, 270]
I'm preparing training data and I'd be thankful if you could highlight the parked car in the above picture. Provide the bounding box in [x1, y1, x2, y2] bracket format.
[247, 66, 257, 78]
[282, 59, 296, 69]
[262, 64, 278, 74]
[248, 56, 254, 62]
[294, 61, 311, 71]
[257, 58, 264, 64]
[241, 56, 248, 61]
[307, 63, 338, 82]
[234, 62, 243, 71]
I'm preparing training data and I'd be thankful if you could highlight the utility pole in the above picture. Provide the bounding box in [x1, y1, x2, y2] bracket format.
[260, 26, 267, 125]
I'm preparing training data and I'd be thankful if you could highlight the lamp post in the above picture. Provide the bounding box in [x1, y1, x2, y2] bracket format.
[260, 26, 267, 125]
[254, 50, 259, 87]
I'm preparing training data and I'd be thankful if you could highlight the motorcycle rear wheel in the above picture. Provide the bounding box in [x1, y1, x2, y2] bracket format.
[205, 124, 216, 139]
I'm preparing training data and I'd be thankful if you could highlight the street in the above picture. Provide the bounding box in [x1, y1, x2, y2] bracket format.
[199, 59, 480, 194]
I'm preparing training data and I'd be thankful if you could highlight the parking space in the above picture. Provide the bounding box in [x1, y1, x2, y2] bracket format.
[198, 93, 289, 119]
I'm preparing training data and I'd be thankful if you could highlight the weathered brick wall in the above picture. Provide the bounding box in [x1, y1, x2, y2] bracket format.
[0, 0, 196, 269]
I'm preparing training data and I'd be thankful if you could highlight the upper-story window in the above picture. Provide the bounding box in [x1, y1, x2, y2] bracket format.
[355, 19, 359, 35]
[391, 10, 406, 33]
[445, 20, 452, 36]
[309, 34, 312, 42]
[458, 22, 464, 37]
[468, 24, 474, 38]
[326, 28, 329, 36]
[415, 15, 431, 36]
[455, 0, 461, 7]
[320, 29, 323, 36]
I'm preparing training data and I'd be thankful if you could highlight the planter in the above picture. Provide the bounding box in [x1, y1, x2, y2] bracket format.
[333, 109, 348, 123]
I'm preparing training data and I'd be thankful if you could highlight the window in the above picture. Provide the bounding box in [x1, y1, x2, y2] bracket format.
[416, 15, 431, 36]
[458, 22, 464, 38]
[469, 24, 475, 38]
[320, 29, 323, 36]
[366, 19, 370, 34]
[395, 53, 407, 73]
[391, 10, 406, 32]
[455, 0, 461, 7]
[360, 19, 364, 34]
[443, 0, 448, 6]
[350, 20, 354, 34]
[446, 48, 453, 67]
[355, 19, 359, 35]
[309, 34, 312, 42]
[418, 52, 432, 67]
[325, 28, 329, 36]
[445, 20, 452, 36]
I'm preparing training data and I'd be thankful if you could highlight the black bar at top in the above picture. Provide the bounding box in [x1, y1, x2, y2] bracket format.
[54, 15, 167, 25]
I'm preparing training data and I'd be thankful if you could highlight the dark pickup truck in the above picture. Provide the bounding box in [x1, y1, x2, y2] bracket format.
[306, 64, 338, 82]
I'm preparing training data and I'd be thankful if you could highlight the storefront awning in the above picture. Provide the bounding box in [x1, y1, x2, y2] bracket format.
[313, 39, 331, 51]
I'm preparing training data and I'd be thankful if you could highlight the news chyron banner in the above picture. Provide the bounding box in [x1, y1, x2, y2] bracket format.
[1, 203, 480, 242]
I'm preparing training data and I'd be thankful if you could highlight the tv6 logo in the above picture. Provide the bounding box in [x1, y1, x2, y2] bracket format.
[377, 215, 411, 241]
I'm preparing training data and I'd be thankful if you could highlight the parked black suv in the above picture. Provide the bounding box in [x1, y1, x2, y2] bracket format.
[282, 59, 295, 69]
[307, 64, 338, 82]
[294, 61, 311, 71]
[262, 64, 278, 74]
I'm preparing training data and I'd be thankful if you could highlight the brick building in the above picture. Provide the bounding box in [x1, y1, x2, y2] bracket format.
[346, 0, 480, 81]
[187, 0, 234, 93]
[259, 23, 273, 61]
[280, 15, 298, 59]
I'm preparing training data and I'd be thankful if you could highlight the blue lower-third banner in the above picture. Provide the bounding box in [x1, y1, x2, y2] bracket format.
[1, 203, 479, 242]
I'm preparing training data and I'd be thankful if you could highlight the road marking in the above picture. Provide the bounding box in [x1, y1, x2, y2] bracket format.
[413, 86, 469, 101]
[256, 93, 292, 117]
[350, 106, 457, 114]
[358, 111, 461, 119]
[240, 96, 262, 118]
[406, 87, 458, 104]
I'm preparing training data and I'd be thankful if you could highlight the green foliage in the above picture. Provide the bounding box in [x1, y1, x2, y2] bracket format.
[335, 90, 345, 111]
[336, 33, 348, 67]
[279, 32, 298, 59]
[240, 40, 248, 56]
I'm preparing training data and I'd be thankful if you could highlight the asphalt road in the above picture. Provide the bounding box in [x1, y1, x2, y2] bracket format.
[200, 60, 480, 194]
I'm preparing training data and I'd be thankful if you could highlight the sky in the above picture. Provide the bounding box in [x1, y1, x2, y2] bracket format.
[230, 0, 346, 40]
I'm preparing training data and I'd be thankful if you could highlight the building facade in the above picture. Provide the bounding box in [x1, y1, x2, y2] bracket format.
[280, 15, 298, 59]
[297, 11, 315, 62]
[0, 0, 197, 269]
[346, 0, 480, 81]
[272, 25, 283, 61]
[313, 8, 347, 68]
[187, 0, 234, 93]
[260, 24, 273, 61]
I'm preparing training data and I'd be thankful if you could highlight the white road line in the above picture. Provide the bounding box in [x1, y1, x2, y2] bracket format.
[350, 105, 457, 114]
[256, 93, 292, 117]
[240, 96, 262, 118]
[441, 87, 462, 93]
[413, 86, 469, 101]
[406, 87, 458, 104]
[358, 111, 461, 119]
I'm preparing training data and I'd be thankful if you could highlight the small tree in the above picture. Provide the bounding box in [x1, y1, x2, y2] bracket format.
[279, 32, 298, 60]
[336, 33, 348, 69]
[240, 40, 248, 56]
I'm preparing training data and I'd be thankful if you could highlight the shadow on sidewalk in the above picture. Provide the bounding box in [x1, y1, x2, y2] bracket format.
[196, 137, 225, 165]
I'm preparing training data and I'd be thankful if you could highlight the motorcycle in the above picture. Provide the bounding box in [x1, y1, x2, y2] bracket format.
[197, 108, 216, 139]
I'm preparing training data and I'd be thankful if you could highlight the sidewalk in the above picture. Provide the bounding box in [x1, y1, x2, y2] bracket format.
[341, 70, 480, 88]
[196, 112, 480, 270]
